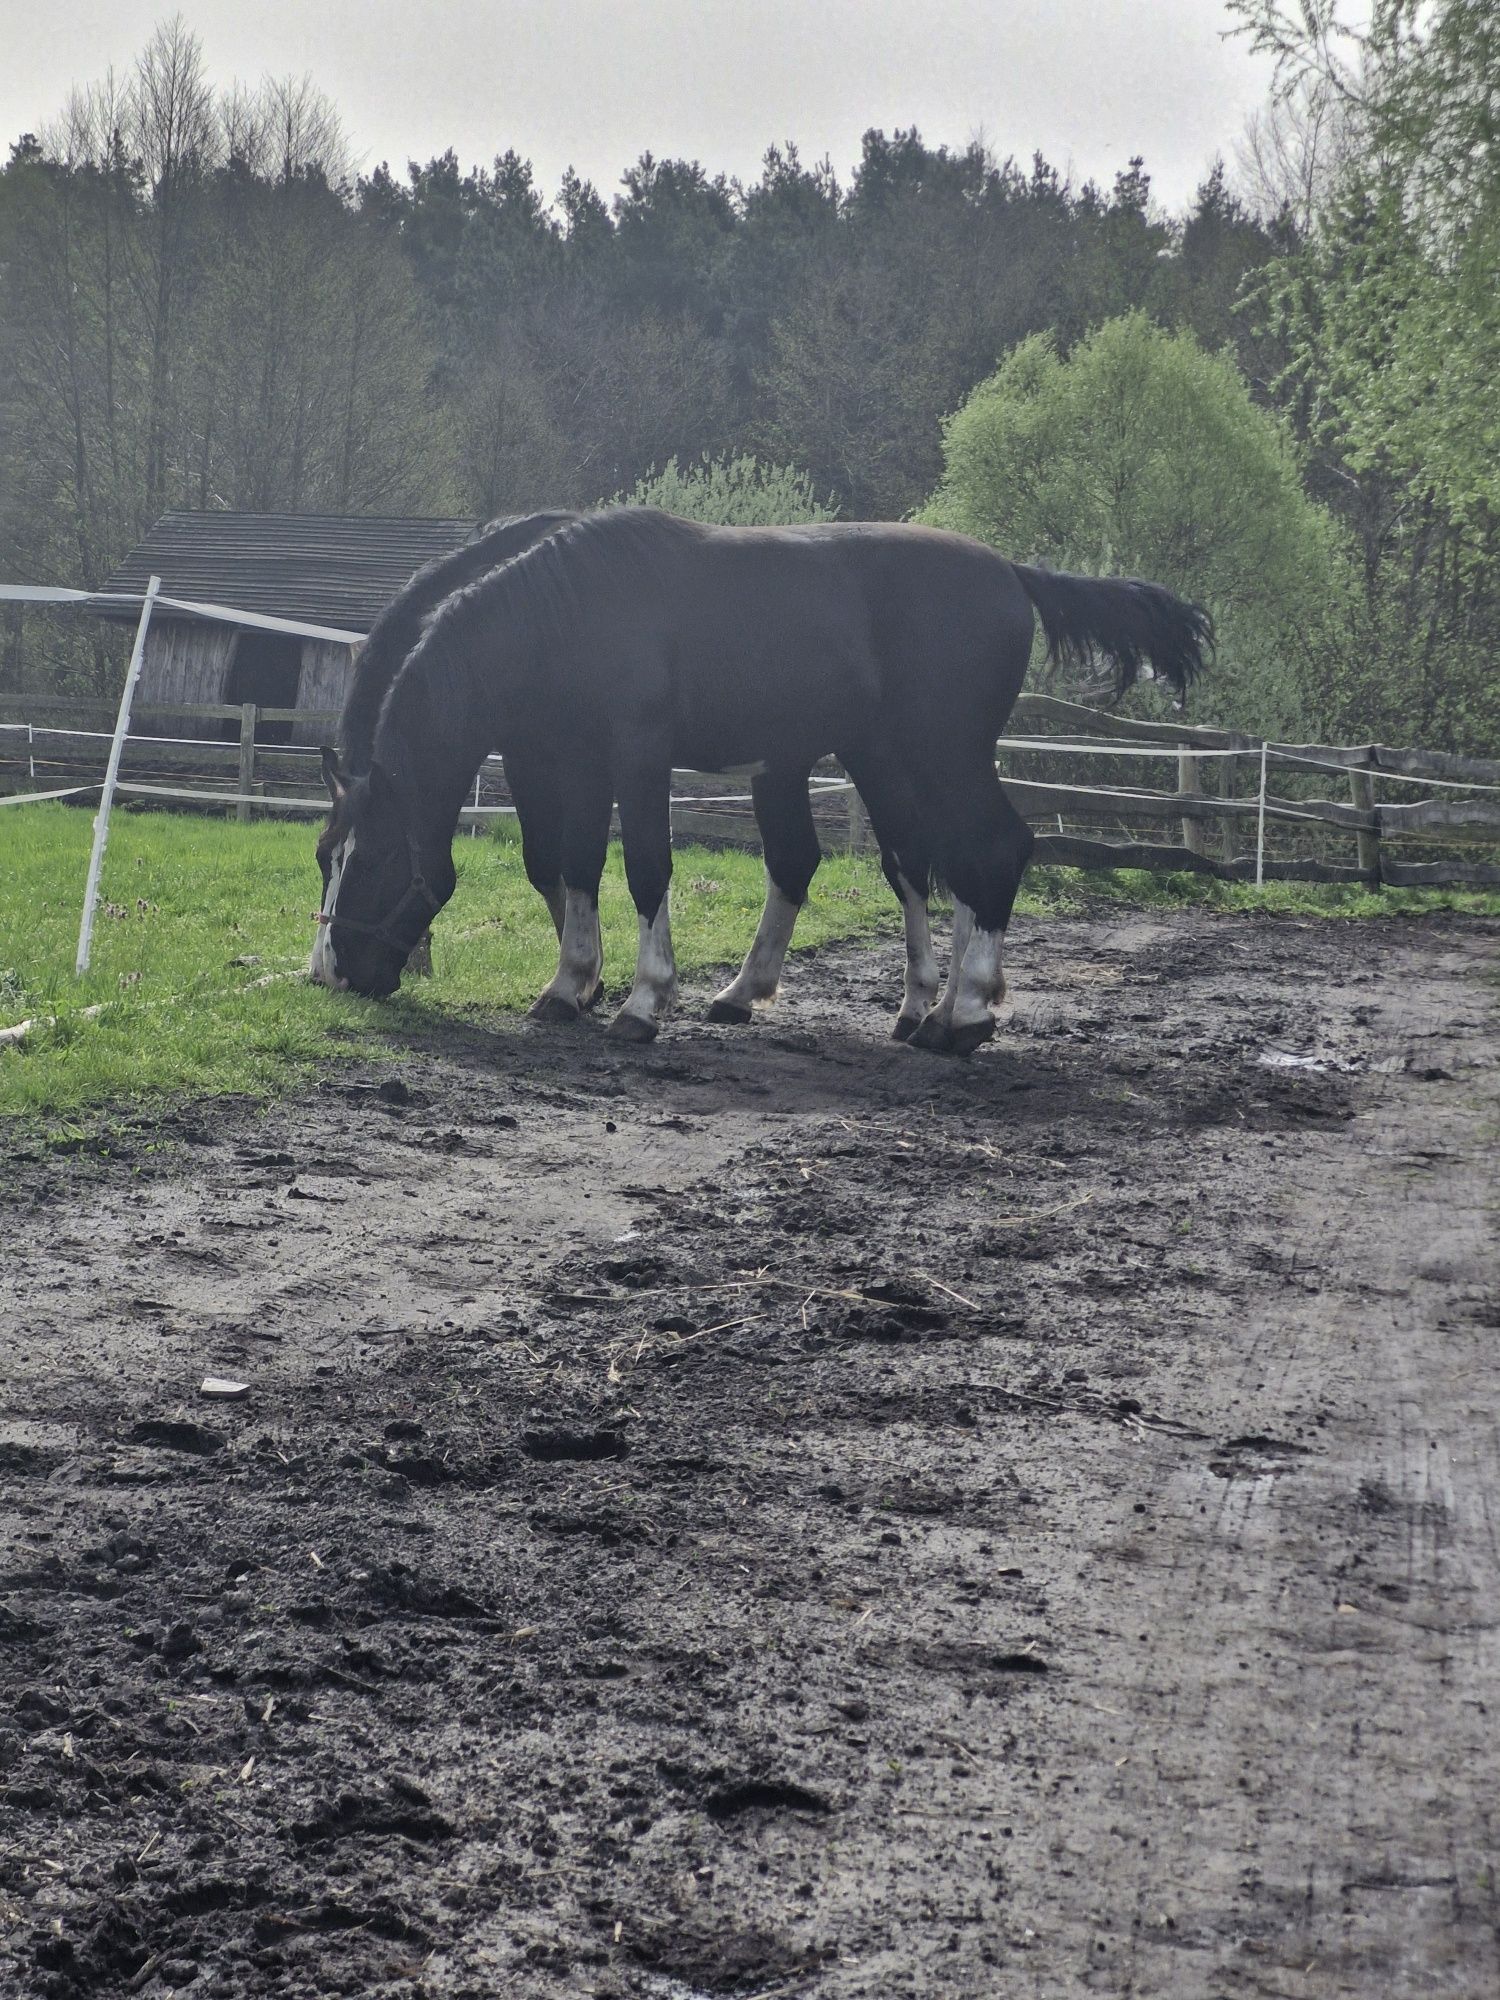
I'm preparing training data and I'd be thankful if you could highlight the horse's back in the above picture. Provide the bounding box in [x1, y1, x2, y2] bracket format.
[557, 511, 1036, 767]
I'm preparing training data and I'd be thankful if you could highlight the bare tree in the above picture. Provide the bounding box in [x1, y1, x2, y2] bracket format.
[126, 17, 216, 513]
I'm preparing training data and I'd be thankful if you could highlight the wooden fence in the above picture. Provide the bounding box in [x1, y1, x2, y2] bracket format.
[4, 691, 1499, 890]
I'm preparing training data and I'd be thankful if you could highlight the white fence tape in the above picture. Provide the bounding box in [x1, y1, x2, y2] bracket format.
[0, 581, 364, 645]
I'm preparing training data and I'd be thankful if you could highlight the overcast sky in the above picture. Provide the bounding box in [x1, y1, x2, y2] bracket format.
[1, 0, 1277, 214]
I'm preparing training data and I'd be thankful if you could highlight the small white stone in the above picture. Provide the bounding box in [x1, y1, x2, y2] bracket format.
[199, 1377, 249, 1400]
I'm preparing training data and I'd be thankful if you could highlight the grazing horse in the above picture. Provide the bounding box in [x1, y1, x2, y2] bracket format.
[316, 507, 871, 1015]
[311, 510, 1210, 1052]
[313, 509, 578, 984]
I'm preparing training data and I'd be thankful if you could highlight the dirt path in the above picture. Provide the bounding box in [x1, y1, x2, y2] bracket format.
[2, 907, 1497, 2000]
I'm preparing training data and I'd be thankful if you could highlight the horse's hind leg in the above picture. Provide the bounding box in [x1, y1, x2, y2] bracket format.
[527, 761, 611, 1025]
[839, 745, 938, 1039]
[909, 763, 1033, 1056]
[609, 759, 677, 1043]
[708, 767, 821, 1024]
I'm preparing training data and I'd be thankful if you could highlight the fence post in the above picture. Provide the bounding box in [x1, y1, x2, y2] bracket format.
[236, 703, 257, 822]
[1349, 766, 1380, 881]
[845, 778, 866, 854]
[76, 574, 160, 975]
[1178, 749, 1208, 857]
[1255, 740, 1269, 888]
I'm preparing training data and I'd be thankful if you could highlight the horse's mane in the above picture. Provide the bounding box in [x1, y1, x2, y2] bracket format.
[376, 509, 703, 743]
[338, 509, 578, 770]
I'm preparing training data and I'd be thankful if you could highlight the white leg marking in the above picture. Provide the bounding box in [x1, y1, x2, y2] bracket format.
[543, 877, 566, 940]
[712, 875, 800, 1013]
[894, 872, 939, 1030]
[534, 888, 603, 1012]
[927, 900, 975, 1034]
[309, 833, 354, 989]
[951, 924, 1006, 1031]
[612, 896, 677, 1037]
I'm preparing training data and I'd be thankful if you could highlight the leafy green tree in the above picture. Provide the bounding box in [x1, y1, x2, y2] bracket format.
[611, 451, 835, 525]
[923, 313, 1348, 734]
[1231, 0, 1500, 748]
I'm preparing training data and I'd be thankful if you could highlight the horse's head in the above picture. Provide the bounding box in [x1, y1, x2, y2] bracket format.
[310, 748, 454, 997]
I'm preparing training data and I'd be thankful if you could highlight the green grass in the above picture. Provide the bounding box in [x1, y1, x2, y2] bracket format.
[3, 805, 1493, 1124]
[0, 805, 895, 1120]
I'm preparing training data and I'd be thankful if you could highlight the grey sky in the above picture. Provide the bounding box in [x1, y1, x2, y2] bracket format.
[2, 0, 1276, 214]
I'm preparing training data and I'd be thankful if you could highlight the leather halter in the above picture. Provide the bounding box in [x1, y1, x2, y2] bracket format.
[317, 826, 441, 955]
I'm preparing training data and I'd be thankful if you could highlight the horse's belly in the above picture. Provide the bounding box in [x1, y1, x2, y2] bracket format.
[670, 643, 867, 772]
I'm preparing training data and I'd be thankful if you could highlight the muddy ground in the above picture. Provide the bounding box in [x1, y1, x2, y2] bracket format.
[1, 906, 1497, 2000]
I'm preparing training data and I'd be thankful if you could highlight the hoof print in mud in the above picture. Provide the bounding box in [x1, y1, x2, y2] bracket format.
[522, 1427, 628, 1463]
[702, 1778, 832, 1822]
[128, 1421, 226, 1457]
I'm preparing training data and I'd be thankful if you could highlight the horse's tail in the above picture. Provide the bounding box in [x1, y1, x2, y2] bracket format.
[1012, 563, 1213, 701]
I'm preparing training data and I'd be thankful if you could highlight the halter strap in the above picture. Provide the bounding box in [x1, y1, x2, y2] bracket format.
[318, 826, 441, 953]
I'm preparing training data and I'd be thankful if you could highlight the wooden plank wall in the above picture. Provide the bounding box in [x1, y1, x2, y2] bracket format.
[295, 641, 358, 743]
[135, 622, 237, 737]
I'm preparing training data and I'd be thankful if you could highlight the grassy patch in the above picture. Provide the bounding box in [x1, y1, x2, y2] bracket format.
[0, 806, 894, 1121]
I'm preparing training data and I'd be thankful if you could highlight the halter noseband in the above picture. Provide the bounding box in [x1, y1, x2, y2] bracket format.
[317, 826, 441, 954]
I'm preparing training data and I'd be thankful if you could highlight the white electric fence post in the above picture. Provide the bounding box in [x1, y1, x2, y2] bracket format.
[1255, 738, 1269, 890]
[76, 574, 160, 975]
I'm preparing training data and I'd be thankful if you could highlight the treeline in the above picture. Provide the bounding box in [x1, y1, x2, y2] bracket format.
[0, 23, 1281, 566]
[1, 7, 1495, 752]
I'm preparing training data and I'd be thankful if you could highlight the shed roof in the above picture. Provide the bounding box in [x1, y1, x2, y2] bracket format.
[95, 511, 480, 634]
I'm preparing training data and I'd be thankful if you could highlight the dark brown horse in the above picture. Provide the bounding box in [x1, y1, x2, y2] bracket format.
[313, 510, 1210, 1051]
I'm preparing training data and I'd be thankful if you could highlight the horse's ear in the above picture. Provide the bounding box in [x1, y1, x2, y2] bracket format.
[320, 746, 349, 804]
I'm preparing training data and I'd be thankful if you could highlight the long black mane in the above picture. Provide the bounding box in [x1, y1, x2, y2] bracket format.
[374, 511, 712, 774]
[388, 509, 701, 695]
[339, 509, 577, 770]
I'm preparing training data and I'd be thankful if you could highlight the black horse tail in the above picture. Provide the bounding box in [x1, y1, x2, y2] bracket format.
[1012, 563, 1213, 701]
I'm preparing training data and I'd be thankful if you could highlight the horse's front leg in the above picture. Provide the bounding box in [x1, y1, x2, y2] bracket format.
[525, 762, 610, 1025]
[708, 767, 819, 1024]
[609, 759, 676, 1043]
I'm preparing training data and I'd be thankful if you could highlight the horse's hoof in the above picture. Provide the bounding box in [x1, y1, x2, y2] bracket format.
[707, 998, 753, 1025]
[891, 1014, 922, 1043]
[948, 1016, 997, 1057]
[581, 977, 606, 1013]
[907, 1012, 952, 1053]
[528, 993, 581, 1025]
[607, 1010, 658, 1044]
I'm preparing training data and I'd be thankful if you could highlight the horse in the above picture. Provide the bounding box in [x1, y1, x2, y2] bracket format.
[317, 507, 880, 1017]
[311, 509, 1210, 1052]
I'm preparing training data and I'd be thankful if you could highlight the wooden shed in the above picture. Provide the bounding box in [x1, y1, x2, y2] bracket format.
[97, 512, 477, 742]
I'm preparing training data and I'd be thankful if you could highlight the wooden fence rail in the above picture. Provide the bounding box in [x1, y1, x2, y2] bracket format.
[4, 692, 1499, 890]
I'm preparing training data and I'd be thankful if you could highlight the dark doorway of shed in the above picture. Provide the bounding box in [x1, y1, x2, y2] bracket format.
[222, 632, 301, 744]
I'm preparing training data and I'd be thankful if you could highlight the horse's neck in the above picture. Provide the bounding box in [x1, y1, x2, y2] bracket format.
[380, 659, 496, 841]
